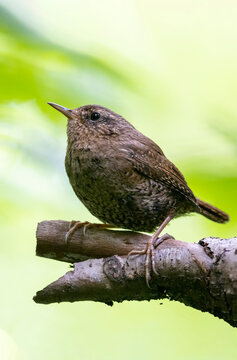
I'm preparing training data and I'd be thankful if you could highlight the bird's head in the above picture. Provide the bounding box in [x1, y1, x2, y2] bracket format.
[48, 103, 134, 144]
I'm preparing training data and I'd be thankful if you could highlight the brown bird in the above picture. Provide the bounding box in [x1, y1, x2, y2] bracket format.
[48, 102, 229, 285]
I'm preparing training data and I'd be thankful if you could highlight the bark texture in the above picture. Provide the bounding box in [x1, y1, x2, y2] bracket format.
[34, 220, 237, 328]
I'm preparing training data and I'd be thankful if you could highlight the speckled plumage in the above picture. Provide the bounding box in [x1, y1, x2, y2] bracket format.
[49, 103, 229, 233]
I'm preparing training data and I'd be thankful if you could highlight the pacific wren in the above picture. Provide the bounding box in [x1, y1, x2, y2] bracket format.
[48, 102, 229, 284]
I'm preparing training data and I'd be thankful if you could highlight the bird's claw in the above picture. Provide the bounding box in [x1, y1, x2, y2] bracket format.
[127, 233, 172, 287]
[65, 221, 114, 245]
[65, 221, 90, 244]
[154, 233, 174, 248]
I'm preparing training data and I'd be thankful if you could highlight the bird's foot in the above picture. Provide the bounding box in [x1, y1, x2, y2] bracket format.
[153, 233, 175, 248]
[65, 221, 88, 244]
[65, 221, 114, 244]
[127, 233, 174, 288]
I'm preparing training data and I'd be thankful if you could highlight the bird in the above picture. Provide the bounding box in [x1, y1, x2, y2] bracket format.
[48, 102, 229, 285]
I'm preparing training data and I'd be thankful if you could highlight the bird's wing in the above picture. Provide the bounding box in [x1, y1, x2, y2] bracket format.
[119, 136, 197, 205]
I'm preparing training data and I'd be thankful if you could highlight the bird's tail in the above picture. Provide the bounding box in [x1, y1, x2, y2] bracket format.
[196, 198, 229, 224]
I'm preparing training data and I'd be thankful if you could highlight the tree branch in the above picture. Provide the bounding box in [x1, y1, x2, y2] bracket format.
[34, 220, 237, 328]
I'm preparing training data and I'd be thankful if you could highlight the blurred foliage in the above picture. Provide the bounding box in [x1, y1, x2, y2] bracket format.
[0, 2, 237, 360]
[0, 4, 136, 106]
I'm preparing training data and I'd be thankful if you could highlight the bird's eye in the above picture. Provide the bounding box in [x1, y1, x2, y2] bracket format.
[90, 112, 100, 121]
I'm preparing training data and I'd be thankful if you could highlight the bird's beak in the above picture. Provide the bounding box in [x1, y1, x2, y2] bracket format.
[48, 102, 73, 119]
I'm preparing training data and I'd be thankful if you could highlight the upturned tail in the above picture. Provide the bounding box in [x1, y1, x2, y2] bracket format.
[196, 198, 229, 224]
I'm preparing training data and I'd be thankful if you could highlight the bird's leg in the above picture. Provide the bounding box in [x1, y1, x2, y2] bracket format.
[65, 221, 115, 244]
[127, 215, 174, 287]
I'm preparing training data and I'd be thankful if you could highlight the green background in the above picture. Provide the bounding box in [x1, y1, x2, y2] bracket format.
[0, 1, 236, 359]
